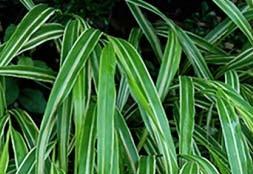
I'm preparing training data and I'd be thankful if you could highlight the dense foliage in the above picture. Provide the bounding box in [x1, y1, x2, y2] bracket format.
[0, 0, 253, 174]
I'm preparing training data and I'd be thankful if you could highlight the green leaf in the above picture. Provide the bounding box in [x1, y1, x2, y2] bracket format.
[127, 3, 162, 62]
[5, 77, 19, 105]
[0, 130, 10, 173]
[10, 127, 28, 167]
[117, 28, 142, 111]
[225, 70, 240, 93]
[0, 79, 6, 117]
[115, 109, 139, 173]
[156, 30, 181, 100]
[216, 89, 250, 174]
[20, 0, 35, 10]
[175, 27, 214, 79]
[18, 88, 47, 114]
[97, 43, 117, 174]
[17, 56, 34, 66]
[212, 0, 253, 45]
[137, 156, 156, 174]
[3, 24, 16, 42]
[36, 28, 102, 173]
[9, 109, 39, 148]
[59, 19, 80, 173]
[0, 4, 55, 66]
[77, 103, 97, 174]
[181, 155, 219, 174]
[110, 37, 178, 174]
[246, 0, 253, 8]
[179, 76, 195, 155]
[0, 65, 56, 83]
[179, 162, 200, 174]
[21, 23, 64, 54]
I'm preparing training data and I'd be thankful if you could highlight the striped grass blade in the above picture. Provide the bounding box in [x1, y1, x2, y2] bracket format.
[36, 28, 102, 174]
[0, 65, 56, 83]
[181, 155, 219, 174]
[59, 19, 80, 173]
[20, 0, 35, 10]
[179, 76, 195, 155]
[179, 162, 200, 174]
[127, 3, 162, 62]
[9, 109, 38, 149]
[0, 130, 10, 173]
[0, 80, 6, 118]
[0, 4, 55, 66]
[225, 70, 240, 93]
[77, 103, 97, 174]
[117, 28, 142, 111]
[156, 30, 181, 101]
[216, 89, 250, 174]
[115, 109, 139, 173]
[205, 6, 250, 44]
[212, 0, 253, 45]
[21, 23, 64, 54]
[10, 126, 28, 168]
[127, 0, 213, 79]
[109, 37, 178, 173]
[97, 43, 117, 174]
[137, 156, 156, 174]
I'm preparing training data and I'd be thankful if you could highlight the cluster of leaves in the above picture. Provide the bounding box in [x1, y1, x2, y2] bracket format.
[1, 0, 253, 174]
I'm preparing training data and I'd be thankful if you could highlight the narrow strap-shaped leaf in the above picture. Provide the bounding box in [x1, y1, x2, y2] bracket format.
[0, 114, 8, 139]
[127, 0, 213, 80]
[110, 37, 178, 174]
[175, 27, 214, 79]
[78, 103, 97, 174]
[212, 0, 253, 45]
[179, 76, 195, 155]
[179, 162, 200, 174]
[0, 130, 10, 173]
[36, 28, 102, 173]
[181, 155, 219, 174]
[205, 55, 234, 65]
[115, 109, 139, 173]
[126, 0, 174, 27]
[20, 0, 35, 10]
[0, 80, 6, 117]
[0, 4, 55, 66]
[0, 65, 56, 83]
[58, 19, 80, 173]
[223, 48, 253, 72]
[21, 23, 64, 54]
[57, 97, 72, 173]
[17, 142, 55, 174]
[9, 109, 38, 149]
[117, 28, 142, 111]
[10, 127, 28, 168]
[193, 78, 253, 132]
[137, 156, 156, 174]
[127, 3, 162, 62]
[205, 6, 250, 44]
[186, 32, 227, 55]
[16, 148, 36, 174]
[90, 44, 102, 91]
[97, 43, 117, 174]
[112, 132, 120, 174]
[198, 134, 229, 173]
[61, 20, 80, 64]
[156, 27, 227, 55]
[156, 30, 181, 101]
[216, 90, 249, 174]
[225, 70, 240, 93]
